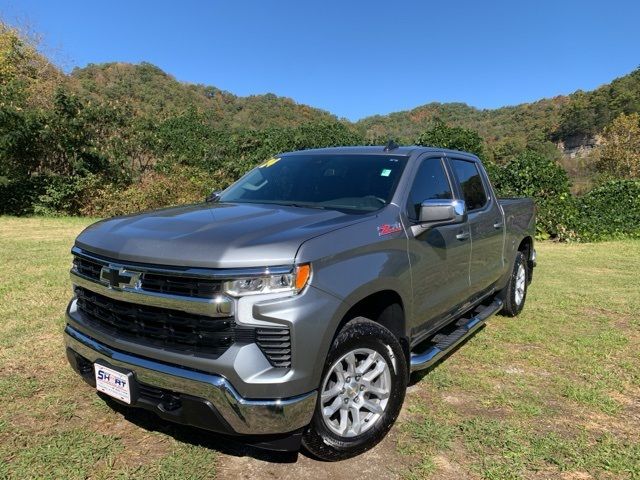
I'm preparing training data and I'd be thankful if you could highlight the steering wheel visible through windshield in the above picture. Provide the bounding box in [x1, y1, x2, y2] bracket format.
[219, 154, 408, 212]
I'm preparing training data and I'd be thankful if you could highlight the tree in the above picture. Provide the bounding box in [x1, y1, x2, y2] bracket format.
[491, 137, 527, 164]
[492, 150, 578, 240]
[596, 113, 640, 179]
[415, 120, 486, 159]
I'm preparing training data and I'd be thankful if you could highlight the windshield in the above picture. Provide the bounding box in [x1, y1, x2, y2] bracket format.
[219, 154, 408, 212]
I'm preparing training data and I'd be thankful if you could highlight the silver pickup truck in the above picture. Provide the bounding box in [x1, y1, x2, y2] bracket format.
[64, 145, 535, 460]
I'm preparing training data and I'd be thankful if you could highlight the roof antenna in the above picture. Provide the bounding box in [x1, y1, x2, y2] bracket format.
[383, 139, 399, 152]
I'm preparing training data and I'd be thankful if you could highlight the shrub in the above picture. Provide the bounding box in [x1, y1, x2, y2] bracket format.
[33, 174, 101, 216]
[491, 150, 580, 240]
[1, 174, 106, 216]
[81, 166, 225, 217]
[0, 176, 49, 215]
[575, 180, 640, 241]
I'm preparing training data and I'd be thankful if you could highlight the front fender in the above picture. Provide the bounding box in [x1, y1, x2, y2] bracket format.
[296, 210, 413, 336]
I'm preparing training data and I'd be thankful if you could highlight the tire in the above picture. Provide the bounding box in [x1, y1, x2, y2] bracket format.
[500, 251, 528, 317]
[302, 317, 408, 461]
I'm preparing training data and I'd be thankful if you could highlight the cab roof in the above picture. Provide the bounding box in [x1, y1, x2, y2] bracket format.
[281, 145, 479, 160]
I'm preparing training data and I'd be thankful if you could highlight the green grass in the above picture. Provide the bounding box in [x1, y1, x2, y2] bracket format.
[399, 237, 640, 479]
[1, 216, 639, 479]
[0, 217, 217, 479]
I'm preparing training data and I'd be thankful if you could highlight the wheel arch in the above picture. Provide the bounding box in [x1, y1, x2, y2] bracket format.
[517, 235, 534, 282]
[518, 235, 533, 255]
[333, 289, 410, 372]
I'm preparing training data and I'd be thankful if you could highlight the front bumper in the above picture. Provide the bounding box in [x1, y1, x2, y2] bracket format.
[64, 325, 317, 436]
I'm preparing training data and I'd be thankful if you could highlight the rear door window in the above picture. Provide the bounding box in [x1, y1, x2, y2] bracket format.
[450, 159, 488, 211]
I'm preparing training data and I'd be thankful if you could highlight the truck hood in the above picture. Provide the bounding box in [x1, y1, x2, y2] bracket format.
[75, 202, 369, 268]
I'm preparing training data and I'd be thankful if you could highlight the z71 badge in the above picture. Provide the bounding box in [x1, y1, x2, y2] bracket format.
[377, 222, 403, 236]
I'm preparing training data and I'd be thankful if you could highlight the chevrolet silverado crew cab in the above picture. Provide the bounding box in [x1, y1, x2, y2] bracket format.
[65, 145, 535, 460]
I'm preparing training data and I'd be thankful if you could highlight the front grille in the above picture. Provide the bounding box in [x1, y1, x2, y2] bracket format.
[73, 256, 102, 281]
[72, 255, 223, 300]
[75, 286, 236, 357]
[256, 328, 292, 368]
[72, 251, 293, 369]
[141, 273, 221, 298]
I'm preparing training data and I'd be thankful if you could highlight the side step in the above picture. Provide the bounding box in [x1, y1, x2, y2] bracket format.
[410, 298, 503, 372]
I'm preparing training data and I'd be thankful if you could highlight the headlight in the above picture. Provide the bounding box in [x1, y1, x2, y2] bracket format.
[223, 264, 311, 297]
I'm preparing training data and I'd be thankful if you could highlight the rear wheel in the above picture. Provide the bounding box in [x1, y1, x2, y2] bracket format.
[302, 317, 407, 461]
[500, 251, 528, 317]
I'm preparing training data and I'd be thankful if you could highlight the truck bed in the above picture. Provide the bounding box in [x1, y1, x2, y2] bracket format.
[499, 197, 535, 225]
[499, 197, 536, 254]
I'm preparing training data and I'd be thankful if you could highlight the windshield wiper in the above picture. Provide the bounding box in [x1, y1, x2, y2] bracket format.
[286, 203, 330, 210]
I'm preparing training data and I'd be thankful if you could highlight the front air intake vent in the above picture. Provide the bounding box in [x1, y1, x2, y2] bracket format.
[255, 327, 291, 368]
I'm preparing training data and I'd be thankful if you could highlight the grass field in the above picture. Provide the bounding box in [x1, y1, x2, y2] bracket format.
[0, 217, 638, 479]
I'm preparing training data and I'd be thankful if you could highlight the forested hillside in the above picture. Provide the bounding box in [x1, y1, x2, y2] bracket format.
[73, 61, 640, 156]
[70, 56, 640, 162]
[72, 62, 338, 129]
[357, 69, 640, 158]
[1, 20, 639, 241]
[68, 55, 640, 168]
[357, 98, 564, 152]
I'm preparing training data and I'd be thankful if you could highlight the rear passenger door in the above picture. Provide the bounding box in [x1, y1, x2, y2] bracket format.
[406, 156, 472, 333]
[448, 157, 504, 296]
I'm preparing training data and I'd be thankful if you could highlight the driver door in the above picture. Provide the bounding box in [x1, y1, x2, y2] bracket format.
[406, 156, 472, 335]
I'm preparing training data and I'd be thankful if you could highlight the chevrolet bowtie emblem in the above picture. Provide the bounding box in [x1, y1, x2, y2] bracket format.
[100, 266, 141, 289]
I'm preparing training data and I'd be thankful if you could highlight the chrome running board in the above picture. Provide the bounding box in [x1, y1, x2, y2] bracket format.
[410, 298, 503, 372]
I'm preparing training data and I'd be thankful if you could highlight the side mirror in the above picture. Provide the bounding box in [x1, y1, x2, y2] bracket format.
[206, 190, 221, 203]
[419, 199, 467, 225]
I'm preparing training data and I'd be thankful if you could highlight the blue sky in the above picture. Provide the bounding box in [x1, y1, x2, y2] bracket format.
[1, 0, 639, 121]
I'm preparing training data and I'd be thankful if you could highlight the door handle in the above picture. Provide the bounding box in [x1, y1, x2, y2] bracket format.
[456, 231, 470, 241]
[493, 222, 503, 229]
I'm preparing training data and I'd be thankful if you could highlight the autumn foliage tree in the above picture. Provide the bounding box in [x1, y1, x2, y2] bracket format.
[596, 113, 640, 179]
[415, 120, 486, 160]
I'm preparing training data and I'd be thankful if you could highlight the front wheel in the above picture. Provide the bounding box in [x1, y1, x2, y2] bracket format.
[302, 317, 408, 461]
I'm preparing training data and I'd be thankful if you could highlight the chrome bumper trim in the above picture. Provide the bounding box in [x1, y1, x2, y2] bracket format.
[64, 325, 316, 435]
[70, 271, 234, 317]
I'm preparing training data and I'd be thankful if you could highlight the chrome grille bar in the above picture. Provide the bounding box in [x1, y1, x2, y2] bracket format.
[70, 271, 234, 317]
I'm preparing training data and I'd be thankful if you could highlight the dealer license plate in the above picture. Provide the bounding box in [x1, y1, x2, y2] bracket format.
[94, 364, 131, 404]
